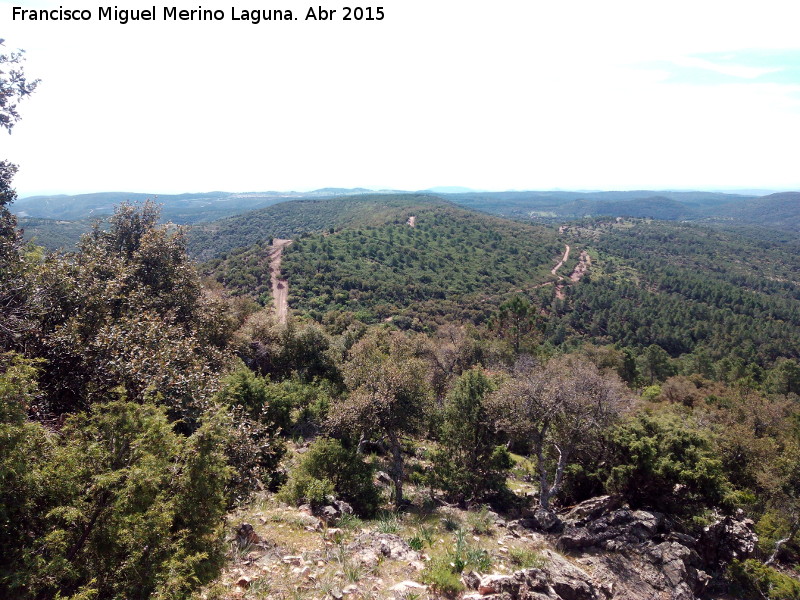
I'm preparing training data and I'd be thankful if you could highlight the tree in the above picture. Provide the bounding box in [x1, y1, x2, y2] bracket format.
[490, 296, 537, 354]
[0, 40, 39, 349]
[278, 437, 380, 516]
[607, 411, 731, 516]
[766, 358, 800, 397]
[1, 398, 232, 600]
[330, 330, 432, 506]
[491, 355, 627, 509]
[641, 343, 674, 384]
[429, 368, 512, 505]
[1, 40, 40, 134]
[30, 201, 231, 423]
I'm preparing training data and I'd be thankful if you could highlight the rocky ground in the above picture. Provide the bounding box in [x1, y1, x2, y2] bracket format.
[200, 487, 759, 600]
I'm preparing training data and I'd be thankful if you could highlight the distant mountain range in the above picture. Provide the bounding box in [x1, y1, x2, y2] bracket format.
[12, 188, 395, 224]
[13, 188, 800, 252]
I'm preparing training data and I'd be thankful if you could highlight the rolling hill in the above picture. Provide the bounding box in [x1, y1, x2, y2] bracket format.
[199, 194, 800, 370]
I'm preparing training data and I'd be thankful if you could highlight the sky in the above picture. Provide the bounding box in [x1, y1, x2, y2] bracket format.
[2, 0, 800, 196]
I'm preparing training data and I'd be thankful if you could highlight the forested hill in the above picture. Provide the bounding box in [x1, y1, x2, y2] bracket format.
[201, 200, 564, 323]
[204, 202, 800, 371]
[447, 190, 800, 232]
[16, 189, 800, 252]
[12, 188, 387, 223]
[187, 194, 450, 260]
[709, 191, 800, 232]
[552, 219, 800, 369]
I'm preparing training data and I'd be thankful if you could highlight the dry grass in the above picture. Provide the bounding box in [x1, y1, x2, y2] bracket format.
[200, 447, 553, 599]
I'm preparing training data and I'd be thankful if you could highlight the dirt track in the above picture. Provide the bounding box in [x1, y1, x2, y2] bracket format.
[269, 239, 292, 324]
[570, 250, 591, 282]
[551, 244, 571, 278]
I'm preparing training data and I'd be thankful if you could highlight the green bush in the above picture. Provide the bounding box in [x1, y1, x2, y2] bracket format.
[421, 558, 464, 597]
[728, 559, 800, 599]
[279, 437, 381, 516]
[429, 369, 511, 505]
[278, 470, 334, 508]
[607, 412, 731, 516]
[466, 505, 495, 535]
[216, 366, 292, 433]
[224, 405, 286, 501]
[1, 398, 232, 600]
[421, 528, 491, 597]
[508, 547, 546, 569]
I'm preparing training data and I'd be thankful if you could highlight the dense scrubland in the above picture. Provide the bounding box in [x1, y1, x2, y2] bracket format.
[4, 192, 800, 599]
[5, 43, 800, 600]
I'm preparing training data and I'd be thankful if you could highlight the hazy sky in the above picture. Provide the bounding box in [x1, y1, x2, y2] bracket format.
[3, 0, 800, 196]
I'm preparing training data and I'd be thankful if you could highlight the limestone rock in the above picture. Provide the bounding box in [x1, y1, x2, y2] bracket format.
[346, 533, 421, 568]
[558, 508, 662, 551]
[509, 510, 562, 534]
[389, 580, 427, 592]
[478, 574, 521, 595]
[316, 498, 354, 524]
[697, 512, 758, 568]
[375, 471, 393, 486]
[562, 495, 622, 527]
[235, 523, 263, 548]
[462, 570, 481, 590]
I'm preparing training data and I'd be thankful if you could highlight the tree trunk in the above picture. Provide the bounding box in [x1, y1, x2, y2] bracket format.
[766, 519, 799, 566]
[548, 444, 570, 507]
[388, 431, 404, 507]
[533, 426, 552, 509]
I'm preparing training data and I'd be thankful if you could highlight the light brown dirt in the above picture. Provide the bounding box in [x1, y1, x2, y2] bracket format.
[269, 239, 292, 325]
[551, 245, 570, 300]
[569, 250, 591, 282]
[407, 215, 416, 227]
[551, 244, 570, 278]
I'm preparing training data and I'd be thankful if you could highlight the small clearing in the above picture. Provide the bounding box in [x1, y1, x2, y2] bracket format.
[269, 239, 292, 324]
[570, 250, 591, 282]
[407, 215, 416, 227]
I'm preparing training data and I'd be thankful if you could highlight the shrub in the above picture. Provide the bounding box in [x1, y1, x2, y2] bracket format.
[466, 505, 495, 535]
[278, 469, 334, 508]
[1, 399, 232, 600]
[641, 385, 661, 402]
[376, 510, 401, 533]
[421, 528, 491, 596]
[216, 366, 292, 433]
[508, 547, 546, 569]
[607, 412, 731, 516]
[279, 437, 381, 516]
[224, 404, 286, 502]
[728, 559, 800, 599]
[429, 369, 511, 505]
[421, 558, 464, 597]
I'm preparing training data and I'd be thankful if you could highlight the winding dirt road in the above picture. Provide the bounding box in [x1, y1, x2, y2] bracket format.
[269, 239, 292, 324]
[551, 244, 571, 278]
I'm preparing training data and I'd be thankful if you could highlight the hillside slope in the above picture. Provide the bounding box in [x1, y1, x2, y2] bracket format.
[203, 200, 564, 324]
[706, 191, 800, 232]
[188, 194, 449, 260]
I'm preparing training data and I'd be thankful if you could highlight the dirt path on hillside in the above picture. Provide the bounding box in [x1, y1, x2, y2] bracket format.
[551, 245, 570, 278]
[407, 215, 416, 227]
[269, 239, 292, 324]
[538, 245, 590, 301]
[551, 245, 570, 300]
[570, 250, 591, 282]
